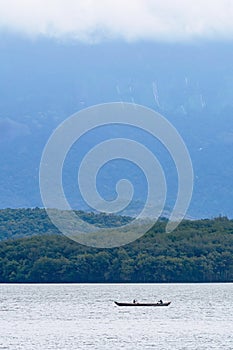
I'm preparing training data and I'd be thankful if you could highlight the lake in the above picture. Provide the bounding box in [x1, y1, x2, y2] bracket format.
[0, 283, 232, 349]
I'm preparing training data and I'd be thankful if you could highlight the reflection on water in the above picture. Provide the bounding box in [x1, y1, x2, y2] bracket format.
[0, 283, 233, 350]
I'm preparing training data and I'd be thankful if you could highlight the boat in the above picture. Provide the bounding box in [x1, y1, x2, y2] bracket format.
[114, 301, 171, 307]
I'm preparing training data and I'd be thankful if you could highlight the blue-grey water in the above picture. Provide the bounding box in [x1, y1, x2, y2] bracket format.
[0, 283, 232, 350]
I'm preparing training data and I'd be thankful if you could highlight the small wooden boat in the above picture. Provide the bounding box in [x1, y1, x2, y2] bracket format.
[114, 301, 171, 307]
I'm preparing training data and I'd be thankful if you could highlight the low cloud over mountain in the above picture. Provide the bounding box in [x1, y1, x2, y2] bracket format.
[0, 1, 233, 42]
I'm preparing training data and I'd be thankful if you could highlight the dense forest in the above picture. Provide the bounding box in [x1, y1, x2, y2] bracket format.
[0, 209, 233, 283]
[0, 208, 132, 241]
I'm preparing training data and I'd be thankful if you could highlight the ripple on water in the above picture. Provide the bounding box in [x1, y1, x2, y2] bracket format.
[0, 283, 233, 350]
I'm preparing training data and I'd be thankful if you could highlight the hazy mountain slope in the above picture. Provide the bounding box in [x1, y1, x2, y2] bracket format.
[0, 35, 233, 218]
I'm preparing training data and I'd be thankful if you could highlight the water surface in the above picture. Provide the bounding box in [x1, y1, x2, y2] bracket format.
[0, 283, 232, 349]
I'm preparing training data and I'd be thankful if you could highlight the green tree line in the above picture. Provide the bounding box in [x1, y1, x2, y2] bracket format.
[0, 209, 233, 283]
[0, 208, 131, 241]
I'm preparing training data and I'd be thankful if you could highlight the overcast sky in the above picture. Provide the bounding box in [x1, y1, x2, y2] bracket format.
[0, 0, 233, 42]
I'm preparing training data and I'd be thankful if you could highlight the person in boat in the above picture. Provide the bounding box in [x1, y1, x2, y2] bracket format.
[158, 299, 163, 304]
[133, 299, 137, 304]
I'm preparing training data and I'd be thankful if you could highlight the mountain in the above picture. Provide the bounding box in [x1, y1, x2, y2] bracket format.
[0, 35, 233, 218]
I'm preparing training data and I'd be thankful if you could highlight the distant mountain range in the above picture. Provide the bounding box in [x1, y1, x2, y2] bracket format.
[0, 35, 233, 218]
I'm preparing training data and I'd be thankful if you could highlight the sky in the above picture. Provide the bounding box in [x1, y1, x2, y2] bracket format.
[0, 0, 233, 42]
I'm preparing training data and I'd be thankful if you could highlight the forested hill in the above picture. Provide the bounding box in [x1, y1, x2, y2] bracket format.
[0, 208, 131, 241]
[0, 209, 233, 283]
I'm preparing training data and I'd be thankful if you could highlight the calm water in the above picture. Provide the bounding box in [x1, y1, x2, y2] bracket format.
[0, 283, 232, 350]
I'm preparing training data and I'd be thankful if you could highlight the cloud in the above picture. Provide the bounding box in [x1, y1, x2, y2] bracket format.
[0, 0, 233, 42]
